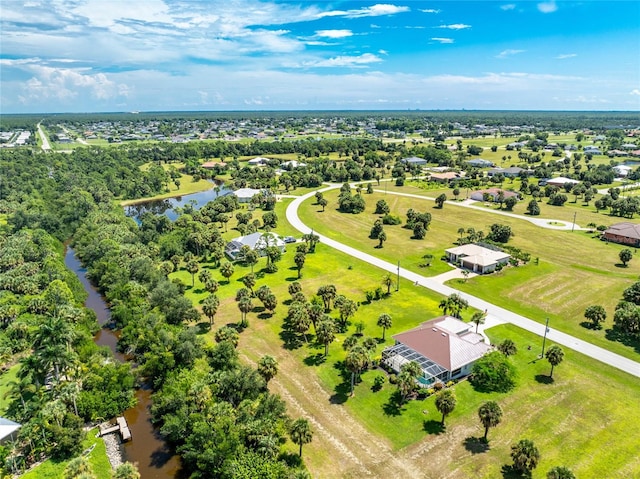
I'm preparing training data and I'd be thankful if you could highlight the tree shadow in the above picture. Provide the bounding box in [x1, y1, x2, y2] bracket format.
[423, 419, 445, 435]
[463, 436, 490, 454]
[605, 327, 640, 354]
[614, 263, 628, 268]
[194, 322, 211, 335]
[501, 464, 528, 478]
[279, 328, 302, 350]
[278, 451, 302, 468]
[329, 380, 350, 404]
[534, 374, 554, 384]
[304, 353, 326, 367]
[286, 276, 299, 282]
[257, 312, 272, 320]
[382, 390, 406, 417]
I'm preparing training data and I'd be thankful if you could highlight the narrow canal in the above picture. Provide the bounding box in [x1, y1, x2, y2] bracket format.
[64, 247, 182, 478]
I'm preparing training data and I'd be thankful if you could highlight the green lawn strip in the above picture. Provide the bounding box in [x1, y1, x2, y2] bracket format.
[0, 364, 20, 414]
[298, 188, 640, 360]
[450, 324, 640, 479]
[21, 428, 111, 479]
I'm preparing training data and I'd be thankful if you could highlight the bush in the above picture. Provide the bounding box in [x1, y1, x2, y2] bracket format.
[470, 351, 518, 392]
[597, 225, 608, 231]
[372, 375, 385, 391]
[445, 380, 455, 387]
[388, 373, 398, 384]
[427, 388, 435, 396]
[417, 388, 430, 399]
[433, 381, 444, 391]
[382, 214, 402, 225]
[365, 290, 375, 303]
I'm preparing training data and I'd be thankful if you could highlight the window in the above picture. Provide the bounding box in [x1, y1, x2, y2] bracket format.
[451, 368, 462, 376]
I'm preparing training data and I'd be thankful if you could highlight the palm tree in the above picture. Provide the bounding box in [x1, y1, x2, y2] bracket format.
[382, 273, 394, 295]
[545, 345, 564, 379]
[317, 284, 337, 311]
[439, 293, 469, 319]
[546, 466, 576, 479]
[257, 355, 279, 383]
[289, 418, 313, 457]
[478, 401, 503, 440]
[242, 273, 256, 295]
[238, 297, 253, 327]
[584, 305, 606, 329]
[377, 230, 387, 248]
[294, 252, 306, 279]
[376, 313, 393, 340]
[510, 439, 540, 475]
[345, 346, 369, 396]
[262, 293, 278, 315]
[112, 462, 141, 479]
[215, 326, 239, 347]
[186, 260, 199, 287]
[315, 318, 335, 356]
[470, 311, 486, 333]
[497, 339, 517, 357]
[435, 389, 457, 426]
[220, 261, 234, 284]
[201, 294, 220, 326]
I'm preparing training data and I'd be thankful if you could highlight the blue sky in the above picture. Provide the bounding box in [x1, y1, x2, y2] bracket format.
[1, 0, 639, 113]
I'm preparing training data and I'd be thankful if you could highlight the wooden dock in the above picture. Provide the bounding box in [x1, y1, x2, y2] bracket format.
[99, 416, 131, 442]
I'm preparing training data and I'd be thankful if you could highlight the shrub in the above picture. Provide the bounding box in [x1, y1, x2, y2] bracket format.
[470, 351, 518, 392]
[372, 375, 385, 391]
[374, 287, 384, 300]
[597, 225, 608, 231]
[417, 388, 429, 399]
[427, 388, 435, 396]
[382, 214, 402, 225]
[433, 381, 444, 391]
[388, 373, 398, 384]
[365, 290, 375, 303]
[445, 380, 455, 387]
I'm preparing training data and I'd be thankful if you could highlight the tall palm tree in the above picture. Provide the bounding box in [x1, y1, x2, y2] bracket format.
[315, 318, 335, 357]
[510, 439, 540, 475]
[289, 418, 313, 457]
[201, 294, 220, 326]
[545, 345, 564, 379]
[257, 355, 279, 383]
[186, 260, 199, 287]
[478, 401, 503, 440]
[435, 389, 457, 426]
[238, 298, 253, 328]
[376, 313, 393, 340]
[345, 346, 369, 396]
[471, 311, 486, 333]
[382, 273, 394, 295]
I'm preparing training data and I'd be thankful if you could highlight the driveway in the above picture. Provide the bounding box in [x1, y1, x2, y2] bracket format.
[286, 188, 640, 378]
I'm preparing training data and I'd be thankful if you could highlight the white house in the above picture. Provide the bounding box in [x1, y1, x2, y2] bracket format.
[0, 417, 21, 444]
[445, 244, 511, 274]
[248, 157, 270, 166]
[382, 316, 492, 385]
[545, 177, 581, 188]
[225, 232, 286, 260]
[232, 187, 262, 203]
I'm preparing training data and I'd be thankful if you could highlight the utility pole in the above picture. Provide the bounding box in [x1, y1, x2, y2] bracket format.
[396, 261, 400, 292]
[571, 211, 577, 232]
[540, 317, 550, 358]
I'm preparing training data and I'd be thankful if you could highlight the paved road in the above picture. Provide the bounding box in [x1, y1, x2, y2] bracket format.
[286, 187, 640, 378]
[37, 122, 51, 151]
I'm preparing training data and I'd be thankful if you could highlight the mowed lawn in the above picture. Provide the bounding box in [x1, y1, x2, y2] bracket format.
[298, 188, 640, 360]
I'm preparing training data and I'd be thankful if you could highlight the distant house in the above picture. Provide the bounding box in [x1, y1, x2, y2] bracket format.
[225, 232, 286, 260]
[545, 177, 580, 188]
[0, 417, 20, 444]
[603, 222, 640, 247]
[613, 165, 633, 177]
[584, 146, 602, 155]
[466, 158, 493, 168]
[486, 167, 530, 178]
[233, 187, 262, 203]
[429, 171, 463, 183]
[445, 243, 511, 274]
[469, 188, 518, 202]
[201, 161, 227, 169]
[248, 157, 270, 166]
[281, 160, 306, 168]
[382, 316, 492, 385]
[400, 156, 428, 166]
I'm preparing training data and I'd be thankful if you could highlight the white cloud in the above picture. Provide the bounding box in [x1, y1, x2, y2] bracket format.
[378, 49, 389, 55]
[500, 4, 516, 10]
[496, 49, 525, 59]
[437, 24, 471, 30]
[420, 9, 441, 13]
[556, 53, 577, 59]
[320, 4, 410, 19]
[431, 37, 454, 44]
[537, 1, 558, 13]
[305, 53, 383, 68]
[315, 29, 353, 38]
[631, 89, 640, 96]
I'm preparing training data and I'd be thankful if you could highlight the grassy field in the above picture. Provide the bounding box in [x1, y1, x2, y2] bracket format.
[0, 364, 19, 414]
[21, 428, 111, 479]
[297, 187, 640, 360]
[119, 170, 212, 206]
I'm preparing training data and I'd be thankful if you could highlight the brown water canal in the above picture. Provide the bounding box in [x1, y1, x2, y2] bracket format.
[64, 247, 183, 478]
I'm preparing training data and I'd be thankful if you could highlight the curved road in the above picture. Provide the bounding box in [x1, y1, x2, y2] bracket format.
[286, 186, 640, 378]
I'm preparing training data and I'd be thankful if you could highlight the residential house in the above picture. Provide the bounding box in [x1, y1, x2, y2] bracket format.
[233, 187, 262, 203]
[603, 222, 640, 247]
[248, 157, 270, 166]
[584, 146, 602, 155]
[429, 171, 464, 183]
[486, 167, 530, 178]
[400, 156, 428, 166]
[469, 188, 519, 203]
[225, 232, 286, 260]
[545, 177, 581, 188]
[613, 165, 633, 177]
[445, 243, 511, 274]
[466, 158, 494, 168]
[382, 316, 492, 385]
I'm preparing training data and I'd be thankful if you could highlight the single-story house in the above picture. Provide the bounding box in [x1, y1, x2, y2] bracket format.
[225, 232, 286, 260]
[603, 222, 640, 247]
[248, 157, 270, 166]
[201, 161, 227, 169]
[233, 187, 262, 203]
[613, 165, 634, 177]
[469, 188, 518, 202]
[281, 160, 306, 168]
[466, 158, 494, 168]
[445, 243, 511, 274]
[429, 172, 463, 183]
[545, 177, 581, 188]
[584, 146, 602, 155]
[382, 316, 492, 384]
[400, 156, 428, 166]
[608, 149, 628, 157]
[622, 143, 637, 150]
[0, 417, 20, 444]
[486, 167, 531, 178]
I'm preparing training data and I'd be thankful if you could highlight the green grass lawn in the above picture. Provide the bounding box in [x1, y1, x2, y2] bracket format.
[119, 173, 212, 206]
[298, 187, 640, 360]
[21, 428, 112, 479]
[0, 364, 20, 414]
